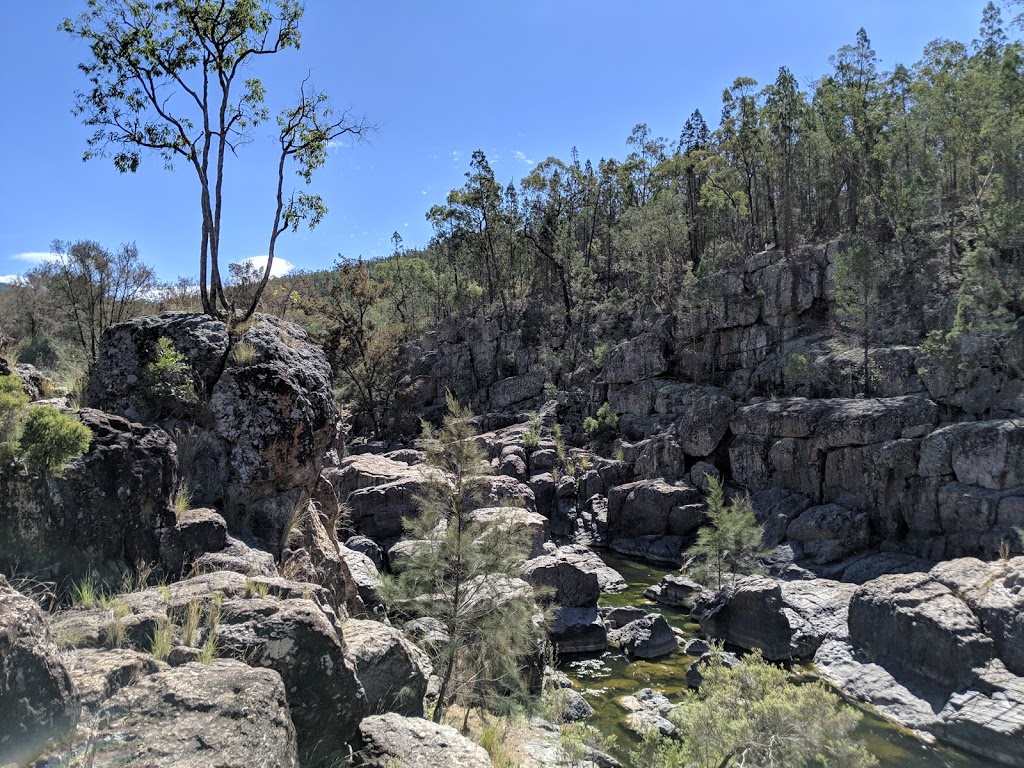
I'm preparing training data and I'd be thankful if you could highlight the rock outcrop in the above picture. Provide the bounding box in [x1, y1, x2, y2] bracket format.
[700, 575, 857, 661]
[608, 613, 677, 659]
[62, 661, 299, 768]
[357, 713, 493, 768]
[0, 409, 176, 577]
[0, 580, 80, 765]
[214, 596, 367, 764]
[342, 619, 432, 718]
[86, 313, 342, 555]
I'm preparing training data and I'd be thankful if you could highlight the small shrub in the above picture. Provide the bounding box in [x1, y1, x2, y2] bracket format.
[70, 571, 101, 609]
[245, 579, 271, 598]
[784, 352, 811, 395]
[478, 719, 519, 768]
[559, 723, 615, 768]
[181, 598, 203, 646]
[105, 600, 130, 649]
[593, 342, 609, 368]
[583, 402, 618, 443]
[151, 618, 173, 661]
[16, 335, 60, 370]
[229, 340, 257, 366]
[18, 406, 92, 476]
[553, 424, 566, 460]
[172, 485, 192, 518]
[522, 425, 540, 452]
[146, 337, 197, 413]
[0, 374, 29, 441]
[197, 633, 218, 663]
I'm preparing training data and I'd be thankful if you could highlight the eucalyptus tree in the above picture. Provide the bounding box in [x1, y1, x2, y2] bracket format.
[62, 0, 373, 320]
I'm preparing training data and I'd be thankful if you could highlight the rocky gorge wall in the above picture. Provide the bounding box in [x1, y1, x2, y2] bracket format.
[404, 244, 1024, 565]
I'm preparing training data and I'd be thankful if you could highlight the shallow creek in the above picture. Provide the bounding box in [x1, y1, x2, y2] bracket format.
[558, 551, 978, 767]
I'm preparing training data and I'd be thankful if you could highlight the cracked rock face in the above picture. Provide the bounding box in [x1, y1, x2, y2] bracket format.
[65, 660, 299, 768]
[0, 581, 80, 765]
[358, 713, 494, 768]
[213, 597, 367, 765]
[86, 313, 342, 556]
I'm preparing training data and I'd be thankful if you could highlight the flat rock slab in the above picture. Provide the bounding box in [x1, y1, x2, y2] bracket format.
[816, 641, 1024, 767]
[358, 713, 493, 768]
[64, 660, 299, 768]
[700, 575, 856, 660]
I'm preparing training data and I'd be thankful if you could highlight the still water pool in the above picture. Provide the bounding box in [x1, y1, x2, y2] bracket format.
[557, 551, 981, 767]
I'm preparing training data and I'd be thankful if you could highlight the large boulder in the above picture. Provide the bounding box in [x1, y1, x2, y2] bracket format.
[86, 312, 229, 418]
[340, 545, 384, 607]
[643, 574, 703, 608]
[65, 660, 299, 768]
[342, 619, 431, 718]
[214, 597, 368, 765]
[930, 556, 1024, 677]
[209, 317, 341, 552]
[608, 613, 677, 659]
[0, 408, 176, 577]
[282, 499, 363, 617]
[522, 554, 600, 608]
[470, 507, 549, 559]
[786, 504, 869, 564]
[606, 478, 703, 539]
[0, 581, 80, 765]
[87, 313, 342, 555]
[358, 713, 493, 768]
[700, 576, 855, 660]
[848, 572, 994, 690]
[550, 607, 608, 654]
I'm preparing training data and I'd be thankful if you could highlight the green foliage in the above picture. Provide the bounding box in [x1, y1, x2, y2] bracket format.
[150, 618, 173, 661]
[16, 335, 61, 370]
[783, 352, 811, 395]
[146, 337, 197, 414]
[379, 394, 548, 723]
[229, 340, 258, 366]
[833, 237, 885, 395]
[632, 650, 876, 768]
[62, 0, 372, 319]
[0, 374, 29, 447]
[951, 244, 1014, 343]
[583, 402, 618, 443]
[18, 406, 92, 477]
[477, 719, 520, 768]
[70, 571, 103, 610]
[559, 723, 616, 768]
[685, 477, 765, 589]
[172, 486, 193, 518]
[296, 260, 409, 437]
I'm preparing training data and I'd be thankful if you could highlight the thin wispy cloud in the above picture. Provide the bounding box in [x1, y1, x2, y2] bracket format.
[11, 251, 59, 264]
[514, 150, 534, 167]
[328, 139, 350, 150]
[451, 150, 462, 162]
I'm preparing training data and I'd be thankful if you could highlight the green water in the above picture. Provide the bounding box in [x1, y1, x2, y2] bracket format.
[559, 551, 981, 768]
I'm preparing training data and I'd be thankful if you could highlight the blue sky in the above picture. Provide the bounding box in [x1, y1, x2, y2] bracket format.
[0, 1, 993, 283]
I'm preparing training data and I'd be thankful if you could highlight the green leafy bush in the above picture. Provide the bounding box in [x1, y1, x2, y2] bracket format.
[583, 401, 619, 442]
[18, 406, 92, 476]
[0, 374, 29, 443]
[632, 649, 876, 768]
[146, 337, 197, 413]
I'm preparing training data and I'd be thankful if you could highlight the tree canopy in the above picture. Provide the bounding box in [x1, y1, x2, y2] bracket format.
[62, 0, 373, 319]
